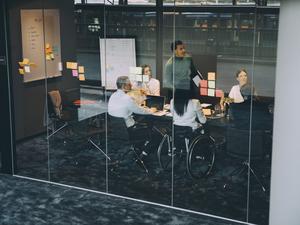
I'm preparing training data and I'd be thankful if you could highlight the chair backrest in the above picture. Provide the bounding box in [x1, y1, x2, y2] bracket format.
[107, 115, 130, 142]
[226, 126, 265, 160]
[48, 90, 62, 118]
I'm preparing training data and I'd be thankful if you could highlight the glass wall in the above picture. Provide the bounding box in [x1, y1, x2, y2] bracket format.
[9, 1, 278, 224]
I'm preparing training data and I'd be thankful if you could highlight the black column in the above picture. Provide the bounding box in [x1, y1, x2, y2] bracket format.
[156, 0, 163, 90]
[0, 0, 15, 174]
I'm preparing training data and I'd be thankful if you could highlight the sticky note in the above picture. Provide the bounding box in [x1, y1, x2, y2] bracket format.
[143, 75, 149, 82]
[19, 68, 24, 75]
[78, 66, 85, 73]
[24, 65, 30, 73]
[66, 62, 77, 70]
[208, 80, 215, 89]
[23, 58, 29, 65]
[208, 72, 216, 81]
[129, 67, 142, 75]
[200, 80, 208, 88]
[192, 75, 201, 87]
[208, 88, 215, 97]
[215, 89, 224, 98]
[72, 70, 78, 77]
[50, 54, 54, 60]
[200, 88, 207, 96]
[129, 74, 136, 82]
[58, 62, 63, 71]
[46, 43, 50, 48]
[79, 74, 85, 81]
[136, 75, 143, 82]
[46, 55, 51, 60]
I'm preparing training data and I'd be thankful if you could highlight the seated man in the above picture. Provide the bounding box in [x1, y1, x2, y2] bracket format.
[108, 76, 154, 157]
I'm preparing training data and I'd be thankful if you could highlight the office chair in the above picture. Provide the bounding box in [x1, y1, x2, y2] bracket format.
[47, 90, 73, 140]
[157, 125, 216, 180]
[224, 126, 267, 192]
[107, 115, 150, 173]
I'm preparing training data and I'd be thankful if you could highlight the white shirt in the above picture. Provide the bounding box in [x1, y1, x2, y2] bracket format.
[229, 85, 244, 103]
[145, 78, 160, 96]
[108, 89, 150, 127]
[170, 99, 206, 130]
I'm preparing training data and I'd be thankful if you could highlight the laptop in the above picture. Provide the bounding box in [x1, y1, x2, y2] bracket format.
[145, 95, 165, 111]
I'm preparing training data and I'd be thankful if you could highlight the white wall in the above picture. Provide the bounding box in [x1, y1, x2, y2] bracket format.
[269, 1, 300, 224]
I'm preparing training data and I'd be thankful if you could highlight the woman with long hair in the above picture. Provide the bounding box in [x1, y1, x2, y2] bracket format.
[170, 89, 206, 131]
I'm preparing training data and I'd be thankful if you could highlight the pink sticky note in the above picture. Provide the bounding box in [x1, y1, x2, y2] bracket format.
[72, 69, 78, 77]
[200, 80, 208, 88]
[215, 89, 224, 97]
[200, 88, 208, 96]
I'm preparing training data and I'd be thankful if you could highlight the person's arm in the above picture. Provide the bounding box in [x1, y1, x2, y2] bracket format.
[128, 97, 151, 115]
[193, 100, 207, 124]
[164, 60, 173, 89]
[152, 79, 160, 96]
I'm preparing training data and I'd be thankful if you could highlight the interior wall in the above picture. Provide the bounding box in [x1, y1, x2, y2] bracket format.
[7, 0, 79, 140]
[269, 1, 300, 224]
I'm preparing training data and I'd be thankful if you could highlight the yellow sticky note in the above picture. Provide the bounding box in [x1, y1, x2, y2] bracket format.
[78, 66, 84, 73]
[79, 74, 85, 81]
[208, 72, 216, 81]
[19, 68, 24, 75]
[46, 55, 51, 60]
[66, 62, 72, 69]
[18, 62, 25, 67]
[50, 54, 54, 59]
[23, 58, 29, 65]
[46, 43, 50, 49]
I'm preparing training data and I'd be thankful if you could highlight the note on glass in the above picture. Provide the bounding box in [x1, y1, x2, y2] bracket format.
[24, 65, 30, 73]
[129, 74, 136, 82]
[200, 88, 208, 96]
[58, 62, 63, 72]
[200, 80, 208, 88]
[78, 66, 85, 73]
[79, 74, 85, 81]
[208, 72, 216, 81]
[143, 75, 149, 82]
[46, 55, 51, 60]
[136, 75, 143, 82]
[208, 80, 215, 89]
[192, 75, 201, 87]
[215, 89, 224, 98]
[66, 62, 78, 70]
[19, 68, 24, 75]
[72, 70, 78, 77]
[208, 88, 215, 97]
[129, 66, 142, 75]
[23, 58, 30, 65]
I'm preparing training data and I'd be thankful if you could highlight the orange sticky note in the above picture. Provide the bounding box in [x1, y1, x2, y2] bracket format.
[200, 80, 208, 88]
[208, 72, 216, 81]
[200, 88, 207, 96]
[79, 74, 85, 81]
[66, 62, 77, 70]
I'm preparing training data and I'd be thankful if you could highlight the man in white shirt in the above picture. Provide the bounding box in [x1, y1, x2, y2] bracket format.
[108, 76, 151, 128]
[142, 65, 160, 96]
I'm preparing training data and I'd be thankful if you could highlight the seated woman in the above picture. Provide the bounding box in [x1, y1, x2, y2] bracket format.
[229, 68, 257, 103]
[170, 89, 207, 135]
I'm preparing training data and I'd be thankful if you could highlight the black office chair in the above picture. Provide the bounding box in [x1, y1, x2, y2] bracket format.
[47, 90, 73, 140]
[157, 125, 216, 179]
[107, 115, 150, 173]
[224, 126, 267, 192]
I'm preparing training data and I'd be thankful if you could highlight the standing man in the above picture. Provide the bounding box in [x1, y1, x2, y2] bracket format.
[164, 40, 198, 93]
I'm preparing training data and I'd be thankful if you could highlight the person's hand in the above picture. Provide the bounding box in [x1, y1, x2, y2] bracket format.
[150, 107, 157, 113]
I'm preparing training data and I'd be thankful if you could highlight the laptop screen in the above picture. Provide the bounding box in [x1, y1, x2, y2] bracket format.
[145, 95, 165, 111]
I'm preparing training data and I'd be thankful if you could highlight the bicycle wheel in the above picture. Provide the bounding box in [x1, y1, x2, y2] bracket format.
[187, 135, 216, 179]
[157, 134, 183, 171]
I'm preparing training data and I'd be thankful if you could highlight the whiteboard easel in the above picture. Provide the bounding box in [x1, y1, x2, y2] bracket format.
[99, 38, 136, 89]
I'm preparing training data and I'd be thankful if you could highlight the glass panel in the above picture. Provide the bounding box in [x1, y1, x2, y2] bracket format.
[11, 1, 49, 180]
[248, 12, 278, 225]
[171, 10, 257, 223]
[105, 9, 173, 205]
[47, 4, 107, 191]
